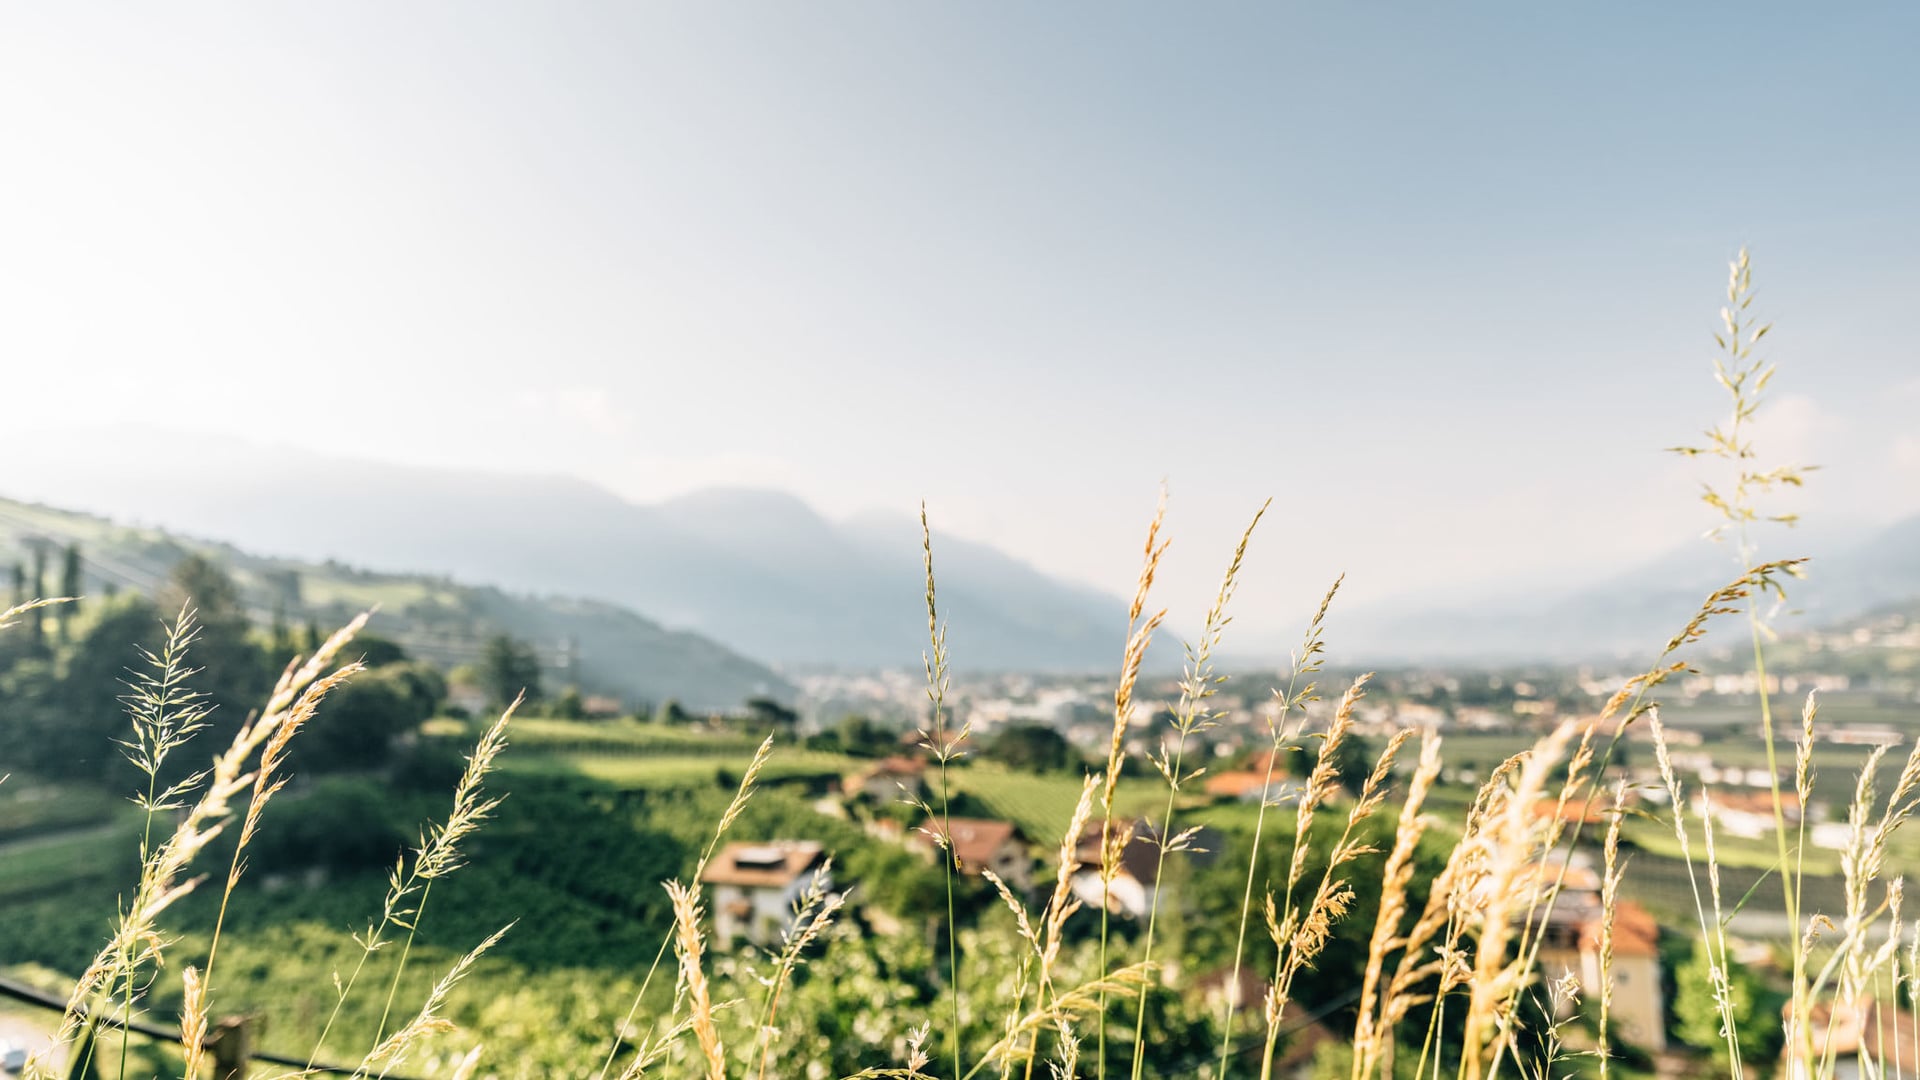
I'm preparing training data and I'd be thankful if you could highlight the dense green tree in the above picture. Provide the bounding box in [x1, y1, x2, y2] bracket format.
[1182, 809, 1446, 1038]
[56, 595, 169, 782]
[836, 714, 896, 757]
[1675, 938, 1779, 1065]
[0, 594, 170, 782]
[159, 554, 271, 735]
[549, 687, 587, 719]
[269, 601, 294, 661]
[296, 671, 430, 773]
[743, 694, 798, 731]
[27, 544, 46, 649]
[804, 713, 899, 757]
[383, 662, 447, 719]
[654, 697, 690, 725]
[480, 633, 542, 708]
[983, 722, 1073, 773]
[0, 658, 64, 775]
[352, 634, 410, 669]
[839, 841, 946, 915]
[1331, 732, 1374, 796]
[248, 777, 406, 873]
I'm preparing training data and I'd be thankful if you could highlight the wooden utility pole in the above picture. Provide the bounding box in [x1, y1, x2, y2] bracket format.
[208, 1016, 254, 1080]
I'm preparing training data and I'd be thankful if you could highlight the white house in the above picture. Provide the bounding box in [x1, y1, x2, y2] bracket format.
[1067, 819, 1220, 921]
[700, 840, 830, 948]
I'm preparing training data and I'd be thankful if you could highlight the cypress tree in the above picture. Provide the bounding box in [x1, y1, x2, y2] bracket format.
[27, 544, 46, 648]
[59, 542, 82, 640]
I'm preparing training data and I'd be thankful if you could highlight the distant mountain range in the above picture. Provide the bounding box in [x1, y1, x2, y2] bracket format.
[0, 444, 1130, 672]
[8, 437, 1916, 671]
[0, 497, 790, 710]
[1337, 513, 1920, 663]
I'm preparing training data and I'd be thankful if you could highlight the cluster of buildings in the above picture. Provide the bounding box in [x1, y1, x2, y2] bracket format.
[697, 753, 1219, 950]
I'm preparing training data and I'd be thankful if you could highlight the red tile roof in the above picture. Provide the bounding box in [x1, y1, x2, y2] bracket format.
[922, 817, 1022, 872]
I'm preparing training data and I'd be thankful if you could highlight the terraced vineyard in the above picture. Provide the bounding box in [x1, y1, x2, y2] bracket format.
[946, 763, 1173, 840]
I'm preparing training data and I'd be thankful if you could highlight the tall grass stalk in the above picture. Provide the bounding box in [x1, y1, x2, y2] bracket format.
[1096, 493, 1168, 1080]
[978, 773, 1098, 1080]
[1349, 728, 1443, 1080]
[1220, 575, 1339, 1075]
[306, 697, 517, 1071]
[104, 606, 211, 1080]
[27, 607, 366, 1080]
[919, 505, 969, 1080]
[1128, 500, 1266, 1080]
[351, 921, 514, 1080]
[1487, 555, 1796, 1080]
[201, 615, 373, 1005]
[596, 733, 775, 1079]
[1593, 782, 1625, 1080]
[752, 862, 847, 1080]
[1647, 705, 1747, 1078]
[1259, 678, 1403, 1080]
[1670, 247, 1817, 1077]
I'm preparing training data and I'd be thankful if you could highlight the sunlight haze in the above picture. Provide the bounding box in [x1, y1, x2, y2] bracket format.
[4, 3, 1917, 646]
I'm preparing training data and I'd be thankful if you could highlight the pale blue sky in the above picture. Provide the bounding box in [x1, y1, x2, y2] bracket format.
[2, 3, 1916, 643]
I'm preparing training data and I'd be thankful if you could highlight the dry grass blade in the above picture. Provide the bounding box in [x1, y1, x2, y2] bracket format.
[666, 881, 726, 1080]
[0, 596, 71, 632]
[976, 963, 1156, 1075]
[352, 921, 513, 1080]
[1457, 720, 1575, 1080]
[1129, 500, 1268, 1080]
[1351, 728, 1442, 1080]
[753, 861, 848, 1080]
[1095, 491, 1169, 1079]
[30, 611, 371, 1079]
[1595, 783, 1626, 1080]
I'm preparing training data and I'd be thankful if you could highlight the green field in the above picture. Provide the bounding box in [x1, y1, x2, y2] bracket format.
[504, 747, 857, 789]
[0, 820, 141, 904]
[497, 716, 764, 756]
[943, 763, 1175, 840]
[0, 780, 127, 844]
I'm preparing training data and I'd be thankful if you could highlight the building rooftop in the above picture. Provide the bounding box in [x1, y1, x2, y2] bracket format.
[700, 840, 827, 889]
[922, 817, 1022, 870]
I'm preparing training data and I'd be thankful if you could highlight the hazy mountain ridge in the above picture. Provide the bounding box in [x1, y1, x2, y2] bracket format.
[17, 438, 1912, 670]
[0, 496, 791, 710]
[1339, 514, 1920, 663]
[0, 445, 1134, 671]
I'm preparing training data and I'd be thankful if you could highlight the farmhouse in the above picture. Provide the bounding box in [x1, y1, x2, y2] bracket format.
[1528, 858, 1666, 1052]
[841, 755, 927, 803]
[913, 817, 1033, 892]
[1068, 819, 1222, 921]
[700, 840, 830, 948]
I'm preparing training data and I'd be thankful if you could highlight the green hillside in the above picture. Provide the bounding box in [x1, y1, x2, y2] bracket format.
[0, 496, 791, 709]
